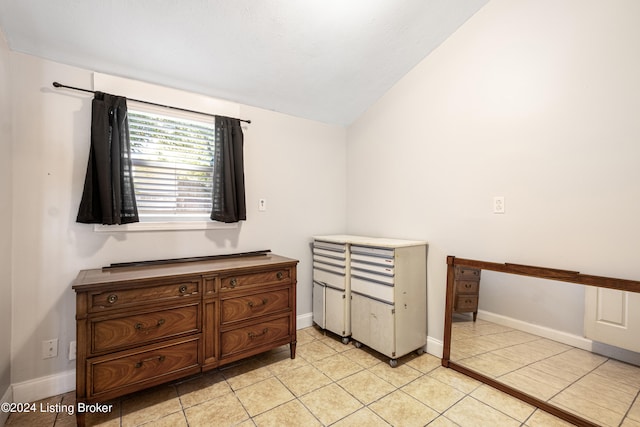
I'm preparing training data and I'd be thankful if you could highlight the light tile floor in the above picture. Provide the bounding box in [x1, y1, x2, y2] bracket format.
[5, 325, 612, 427]
[451, 316, 640, 427]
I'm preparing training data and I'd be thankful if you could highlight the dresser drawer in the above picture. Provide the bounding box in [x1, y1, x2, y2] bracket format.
[455, 295, 478, 311]
[455, 280, 479, 295]
[89, 337, 200, 397]
[91, 304, 199, 353]
[454, 267, 481, 281]
[220, 268, 292, 291]
[89, 279, 200, 312]
[221, 288, 291, 324]
[220, 316, 291, 358]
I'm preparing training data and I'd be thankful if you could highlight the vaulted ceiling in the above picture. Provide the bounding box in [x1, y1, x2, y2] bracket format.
[0, 0, 488, 125]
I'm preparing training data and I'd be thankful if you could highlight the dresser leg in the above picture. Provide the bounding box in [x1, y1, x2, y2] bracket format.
[289, 340, 297, 359]
[76, 411, 86, 427]
[473, 311, 478, 322]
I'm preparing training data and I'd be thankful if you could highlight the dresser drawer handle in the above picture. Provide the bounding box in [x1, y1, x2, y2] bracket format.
[465, 284, 472, 289]
[230, 278, 237, 288]
[248, 328, 268, 340]
[134, 355, 166, 368]
[276, 271, 284, 280]
[247, 298, 268, 308]
[107, 294, 118, 304]
[179, 285, 188, 294]
[465, 299, 472, 304]
[135, 318, 166, 332]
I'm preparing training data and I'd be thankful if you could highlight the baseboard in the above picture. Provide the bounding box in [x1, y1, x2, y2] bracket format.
[469, 310, 640, 366]
[591, 341, 640, 366]
[11, 369, 75, 404]
[297, 312, 314, 329]
[1, 384, 12, 425]
[477, 310, 593, 351]
[426, 336, 443, 359]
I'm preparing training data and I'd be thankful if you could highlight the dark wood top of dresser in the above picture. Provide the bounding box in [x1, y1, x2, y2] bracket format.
[72, 254, 299, 290]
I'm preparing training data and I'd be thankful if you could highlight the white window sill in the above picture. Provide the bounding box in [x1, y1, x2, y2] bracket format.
[93, 220, 239, 232]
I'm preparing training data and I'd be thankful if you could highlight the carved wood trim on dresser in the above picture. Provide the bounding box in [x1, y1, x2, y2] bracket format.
[72, 254, 298, 427]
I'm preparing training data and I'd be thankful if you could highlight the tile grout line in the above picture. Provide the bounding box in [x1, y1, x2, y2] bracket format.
[618, 388, 640, 427]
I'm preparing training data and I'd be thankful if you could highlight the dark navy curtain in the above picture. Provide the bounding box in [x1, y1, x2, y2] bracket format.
[76, 92, 139, 224]
[211, 116, 246, 223]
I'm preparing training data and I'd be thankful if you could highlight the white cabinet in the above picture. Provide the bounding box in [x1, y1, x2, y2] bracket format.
[351, 293, 395, 358]
[312, 235, 427, 366]
[312, 240, 350, 343]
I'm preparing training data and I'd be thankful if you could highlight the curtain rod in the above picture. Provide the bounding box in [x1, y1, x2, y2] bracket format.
[52, 81, 251, 124]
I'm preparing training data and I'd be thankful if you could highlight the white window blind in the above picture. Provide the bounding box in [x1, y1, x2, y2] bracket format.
[128, 108, 216, 219]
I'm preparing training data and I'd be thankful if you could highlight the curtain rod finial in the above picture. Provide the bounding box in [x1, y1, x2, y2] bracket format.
[52, 81, 61, 88]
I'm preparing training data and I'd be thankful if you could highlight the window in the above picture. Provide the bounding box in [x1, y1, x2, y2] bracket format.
[128, 108, 215, 221]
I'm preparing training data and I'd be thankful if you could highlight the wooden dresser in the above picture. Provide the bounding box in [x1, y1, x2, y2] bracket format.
[452, 266, 481, 321]
[72, 254, 297, 426]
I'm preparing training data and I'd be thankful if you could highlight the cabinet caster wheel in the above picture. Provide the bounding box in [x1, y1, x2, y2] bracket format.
[416, 348, 425, 355]
[389, 359, 398, 368]
[354, 341, 362, 349]
[341, 337, 350, 345]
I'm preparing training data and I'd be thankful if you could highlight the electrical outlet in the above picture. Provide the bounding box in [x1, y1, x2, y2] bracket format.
[42, 339, 58, 359]
[69, 341, 77, 360]
[493, 196, 505, 214]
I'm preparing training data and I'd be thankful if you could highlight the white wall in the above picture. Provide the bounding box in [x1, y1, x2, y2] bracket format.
[9, 52, 346, 387]
[0, 29, 13, 406]
[347, 0, 640, 348]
